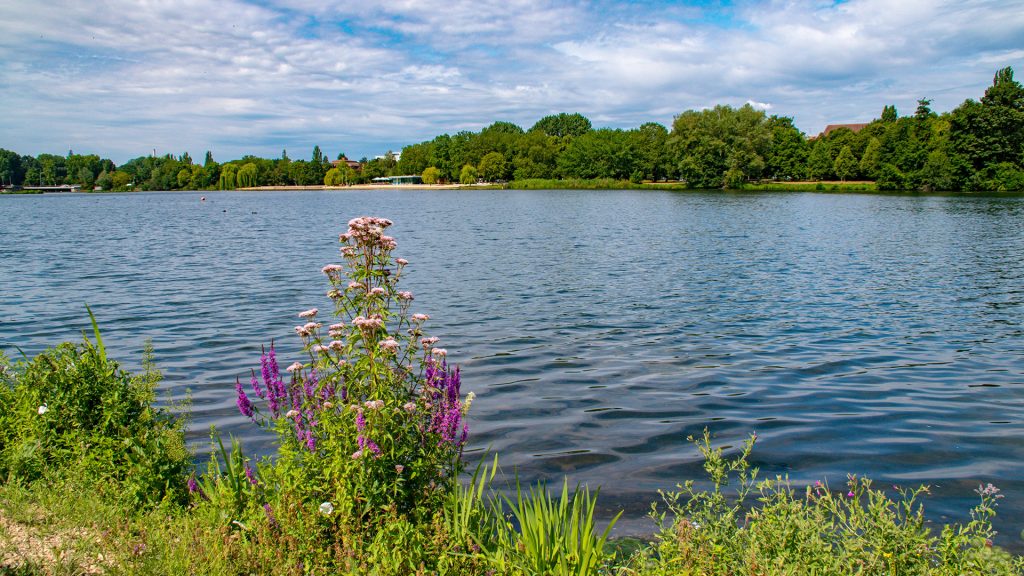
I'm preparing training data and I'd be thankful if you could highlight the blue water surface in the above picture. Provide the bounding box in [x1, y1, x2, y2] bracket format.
[1, 189, 1022, 539]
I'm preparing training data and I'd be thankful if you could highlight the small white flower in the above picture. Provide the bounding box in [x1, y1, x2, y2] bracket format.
[319, 501, 334, 515]
[284, 409, 300, 418]
[37, 404, 48, 415]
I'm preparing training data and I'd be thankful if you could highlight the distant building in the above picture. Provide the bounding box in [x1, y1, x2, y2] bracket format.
[331, 156, 362, 171]
[821, 123, 869, 137]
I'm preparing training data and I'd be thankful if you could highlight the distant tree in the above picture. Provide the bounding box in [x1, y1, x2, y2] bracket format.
[111, 170, 132, 190]
[806, 140, 833, 180]
[324, 167, 344, 186]
[833, 145, 857, 181]
[421, 166, 441, 184]
[459, 164, 477, 185]
[204, 151, 215, 167]
[859, 137, 882, 178]
[177, 168, 192, 189]
[915, 98, 933, 120]
[477, 152, 508, 182]
[96, 170, 113, 191]
[950, 66, 1024, 189]
[0, 149, 23, 185]
[237, 163, 258, 188]
[765, 116, 808, 181]
[530, 113, 592, 139]
[219, 164, 237, 190]
[881, 105, 898, 123]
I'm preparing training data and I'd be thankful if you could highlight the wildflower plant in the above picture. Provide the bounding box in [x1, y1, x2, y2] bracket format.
[226, 216, 472, 549]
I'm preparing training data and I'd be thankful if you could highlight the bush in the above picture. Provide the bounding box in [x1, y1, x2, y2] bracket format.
[0, 315, 190, 508]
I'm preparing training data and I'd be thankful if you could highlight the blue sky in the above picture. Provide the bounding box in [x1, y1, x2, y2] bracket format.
[1, 0, 1022, 164]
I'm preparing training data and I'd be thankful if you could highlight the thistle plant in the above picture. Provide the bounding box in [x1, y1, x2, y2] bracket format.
[225, 217, 473, 541]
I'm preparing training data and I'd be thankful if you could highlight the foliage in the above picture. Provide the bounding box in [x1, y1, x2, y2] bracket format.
[199, 216, 473, 571]
[460, 163, 478, 185]
[482, 478, 620, 576]
[422, 166, 441, 184]
[626, 430, 1024, 576]
[0, 313, 190, 509]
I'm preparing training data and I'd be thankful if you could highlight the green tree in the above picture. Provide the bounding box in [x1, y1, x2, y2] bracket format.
[807, 140, 833, 180]
[421, 166, 441, 184]
[915, 98, 934, 121]
[324, 167, 344, 186]
[859, 137, 882, 178]
[669, 104, 772, 187]
[111, 171, 132, 190]
[177, 168, 192, 189]
[95, 170, 113, 191]
[833, 145, 857, 181]
[881, 105, 898, 123]
[477, 152, 508, 182]
[459, 164, 477, 185]
[236, 163, 258, 188]
[530, 113, 592, 139]
[0, 149, 23, 185]
[219, 164, 237, 190]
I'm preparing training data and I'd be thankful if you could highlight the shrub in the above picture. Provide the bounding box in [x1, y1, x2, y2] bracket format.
[0, 314, 190, 508]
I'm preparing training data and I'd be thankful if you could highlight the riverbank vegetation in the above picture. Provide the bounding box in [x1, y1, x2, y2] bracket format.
[2, 220, 1023, 574]
[2, 67, 1022, 194]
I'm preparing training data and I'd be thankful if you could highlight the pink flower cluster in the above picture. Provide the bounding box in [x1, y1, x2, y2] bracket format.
[352, 315, 384, 330]
[342, 216, 395, 248]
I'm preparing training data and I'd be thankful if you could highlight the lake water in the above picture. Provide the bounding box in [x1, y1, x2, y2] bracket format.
[1, 189, 1023, 541]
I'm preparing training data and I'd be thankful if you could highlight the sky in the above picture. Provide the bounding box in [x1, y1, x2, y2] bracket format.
[1, 0, 1023, 165]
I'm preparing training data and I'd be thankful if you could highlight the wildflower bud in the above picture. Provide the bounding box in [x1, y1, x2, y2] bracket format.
[397, 291, 414, 301]
[323, 401, 334, 409]
[396, 258, 408, 266]
[432, 348, 448, 357]
[321, 264, 343, 275]
[298, 308, 318, 319]
[395, 465, 404, 474]
[287, 362, 303, 372]
[412, 313, 429, 323]
[285, 409, 300, 418]
[403, 402, 416, 412]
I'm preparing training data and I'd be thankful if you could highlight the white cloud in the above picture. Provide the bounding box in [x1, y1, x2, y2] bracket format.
[0, 0, 1022, 161]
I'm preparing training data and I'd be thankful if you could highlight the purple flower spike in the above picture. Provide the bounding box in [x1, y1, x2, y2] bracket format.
[245, 463, 258, 485]
[250, 371, 265, 400]
[187, 474, 207, 500]
[235, 378, 255, 419]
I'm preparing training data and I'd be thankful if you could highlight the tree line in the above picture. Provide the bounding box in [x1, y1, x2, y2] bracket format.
[2, 66, 1021, 192]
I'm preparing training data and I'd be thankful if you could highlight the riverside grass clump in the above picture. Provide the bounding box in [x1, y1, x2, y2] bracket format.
[1, 220, 1023, 575]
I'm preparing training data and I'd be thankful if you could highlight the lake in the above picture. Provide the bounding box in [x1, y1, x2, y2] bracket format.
[1, 189, 1022, 540]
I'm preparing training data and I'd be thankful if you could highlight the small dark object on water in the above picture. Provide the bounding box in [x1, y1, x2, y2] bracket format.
[200, 196, 206, 201]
